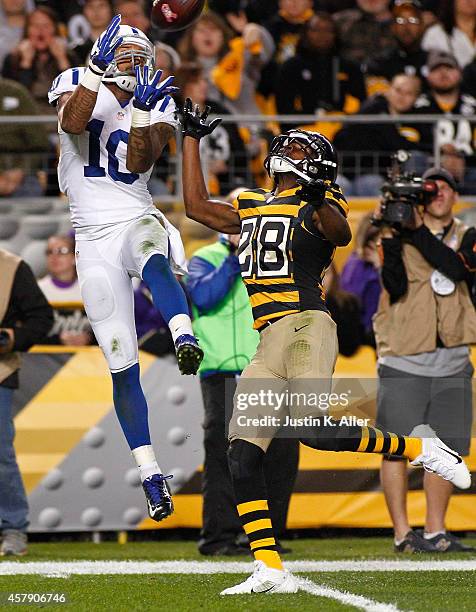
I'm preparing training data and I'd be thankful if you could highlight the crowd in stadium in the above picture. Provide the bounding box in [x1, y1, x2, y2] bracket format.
[2, 0, 476, 198]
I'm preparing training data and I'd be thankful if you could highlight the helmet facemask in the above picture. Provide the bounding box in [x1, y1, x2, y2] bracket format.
[264, 130, 338, 184]
[93, 26, 155, 92]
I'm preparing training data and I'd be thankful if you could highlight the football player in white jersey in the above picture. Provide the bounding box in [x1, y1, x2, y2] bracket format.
[48, 15, 203, 523]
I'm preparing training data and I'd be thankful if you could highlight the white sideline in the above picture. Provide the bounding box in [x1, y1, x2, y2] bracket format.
[297, 577, 402, 612]
[0, 559, 475, 575]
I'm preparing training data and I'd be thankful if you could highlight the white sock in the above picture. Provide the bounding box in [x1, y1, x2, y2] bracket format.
[131, 445, 162, 482]
[424, 530, 445, 539]
[169, 313, 194, 343]
[394, 530, 411, 545]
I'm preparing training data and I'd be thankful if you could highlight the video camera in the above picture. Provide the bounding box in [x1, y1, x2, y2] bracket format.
[377, 151, 438, 226]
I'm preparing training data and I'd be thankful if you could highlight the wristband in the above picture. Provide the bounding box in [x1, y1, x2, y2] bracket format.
[131, 107, 151, 128]
[81, 65, 103, 92]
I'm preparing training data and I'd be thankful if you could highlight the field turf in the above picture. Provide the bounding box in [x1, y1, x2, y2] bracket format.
[0, 538, 475, 611]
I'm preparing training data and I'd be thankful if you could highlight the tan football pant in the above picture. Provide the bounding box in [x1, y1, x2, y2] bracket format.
[229, 309, 339, 451]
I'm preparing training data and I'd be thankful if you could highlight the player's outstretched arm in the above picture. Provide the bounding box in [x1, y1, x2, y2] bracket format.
[298, 179, 352, 246]
[182, 99, 241, 234]
[127, 66, 177, 173]
[61, 15, 123, 134]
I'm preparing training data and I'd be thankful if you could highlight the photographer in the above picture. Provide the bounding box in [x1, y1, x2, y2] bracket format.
[0, 248, 53, 555]
[373, 166, 476, 553]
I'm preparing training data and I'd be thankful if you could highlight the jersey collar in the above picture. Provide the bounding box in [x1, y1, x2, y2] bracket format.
[270, 186, 301, 199]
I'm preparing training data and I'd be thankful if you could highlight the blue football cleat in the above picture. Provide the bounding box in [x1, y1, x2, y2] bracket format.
[175, 334, 204, 375]
[142, 474, 174, 523]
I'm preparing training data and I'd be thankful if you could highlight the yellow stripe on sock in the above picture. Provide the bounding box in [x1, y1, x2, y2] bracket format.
[403, 437, 422, 461]
[243, 518, 272, 535]
[255, 549, 283, 570]
[373, 428, 385, 453]
[237, 500, 268, 516]
[250, 537, 276, 550]
[356, 426, 369, 452]
[388, 432, 399, 454]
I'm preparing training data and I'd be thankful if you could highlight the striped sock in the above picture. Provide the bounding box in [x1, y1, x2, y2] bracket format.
[237, 499, 283, 571]
[355, 426, 422, 460]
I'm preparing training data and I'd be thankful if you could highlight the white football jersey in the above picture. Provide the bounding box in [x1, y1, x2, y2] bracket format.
[48, 67, 179, 230]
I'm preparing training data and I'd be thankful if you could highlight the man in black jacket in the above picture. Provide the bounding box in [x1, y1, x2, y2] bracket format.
[0, 249, 53, 556]
[415, 51, 476, 193]
[275, 12, 366, 132]
[366, 1, 428, 83]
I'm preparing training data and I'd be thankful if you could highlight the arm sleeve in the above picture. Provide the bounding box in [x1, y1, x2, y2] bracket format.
[408, 225, 470, 282]
[381, 236, 408, 303]
[10, 262, 54, 350]
[186, 255, 242, 313]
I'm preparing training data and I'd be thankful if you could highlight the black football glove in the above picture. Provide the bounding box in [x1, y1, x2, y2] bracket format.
[296, 177, 328, 208]
[182, 97, 222, 140]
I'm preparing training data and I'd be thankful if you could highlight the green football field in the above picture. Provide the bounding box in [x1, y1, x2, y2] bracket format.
[0, 538, 475, 611]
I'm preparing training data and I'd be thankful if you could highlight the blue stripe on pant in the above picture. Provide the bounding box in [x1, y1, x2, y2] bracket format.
[0, 386, 29, 531]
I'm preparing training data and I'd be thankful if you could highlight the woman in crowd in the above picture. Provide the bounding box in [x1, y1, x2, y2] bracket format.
[38, 235, 94, 347]
[69, 0, 114, 65]
[422, 0, 476, 67]
[2, 7, 77, 114]
[177, 11, 274, 115]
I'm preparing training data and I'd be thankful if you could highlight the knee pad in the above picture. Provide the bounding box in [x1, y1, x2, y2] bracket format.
[80, 267, 138, 371]
[227, 439, 264, 481]
[102, 321, 138, 372]
[80, 266, 115, 323]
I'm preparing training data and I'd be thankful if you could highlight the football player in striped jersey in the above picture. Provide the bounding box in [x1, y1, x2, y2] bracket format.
[181, 99, 471, 595]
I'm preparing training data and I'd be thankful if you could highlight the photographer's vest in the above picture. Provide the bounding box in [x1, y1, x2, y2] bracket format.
[374, 219, 476, 357]
[0, 249, 21, 383]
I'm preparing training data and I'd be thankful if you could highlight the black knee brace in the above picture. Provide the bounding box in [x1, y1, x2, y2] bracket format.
[227, 439, 265, 480]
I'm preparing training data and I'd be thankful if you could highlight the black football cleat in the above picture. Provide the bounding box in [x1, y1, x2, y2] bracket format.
[394, 530, 438, 553]
[142, 473, 174, 523]
[420, 531, 476, 552]
[175, 334, 204, 375]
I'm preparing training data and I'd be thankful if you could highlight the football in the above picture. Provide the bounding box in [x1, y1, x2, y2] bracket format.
[151, 0, 205, 32]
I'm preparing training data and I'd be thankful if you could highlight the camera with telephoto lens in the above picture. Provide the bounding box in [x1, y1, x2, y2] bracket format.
[0, 330, 11, 348]
[376, 151, 438, 227]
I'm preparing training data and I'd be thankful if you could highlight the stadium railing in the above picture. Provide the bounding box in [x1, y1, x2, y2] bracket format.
[0, 113, 473, 202]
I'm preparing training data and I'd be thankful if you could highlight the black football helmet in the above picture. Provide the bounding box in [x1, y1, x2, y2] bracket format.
[264, 129, 338, 183]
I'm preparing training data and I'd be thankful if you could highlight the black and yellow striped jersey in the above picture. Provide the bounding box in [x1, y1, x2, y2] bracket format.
[234, 185, 349, 331]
